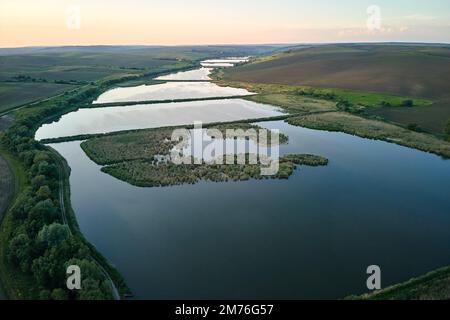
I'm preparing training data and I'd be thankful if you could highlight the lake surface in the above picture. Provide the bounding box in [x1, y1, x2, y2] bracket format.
[49, 120, 450, 299]
[201, 57, 250, 68]
[155, 68, 212, 81]
[93, 81, 253, 104]
[202, 58, 250, 64]
[35, 99, 283, 141]
[201, 62, 234, 67]
[38, 62, 450, 299]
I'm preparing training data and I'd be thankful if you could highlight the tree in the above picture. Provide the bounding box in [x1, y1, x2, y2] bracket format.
[31, 175, 47, 190]
[33, 151, 50, 164]
[39, 290, 51, 300]
[30, 199, 58, 224]
[38, 223, 71, 247]
[65, 258, 112, 300]
[7, 233, 32, 272]
[51, 288, 68, 300]
[36, 185, 52, 200]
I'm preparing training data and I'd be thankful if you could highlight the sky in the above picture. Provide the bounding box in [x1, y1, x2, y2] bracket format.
[1, 0, 450, 47]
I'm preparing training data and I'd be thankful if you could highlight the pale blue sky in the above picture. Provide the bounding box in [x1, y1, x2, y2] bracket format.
[1, 0, 449, 47]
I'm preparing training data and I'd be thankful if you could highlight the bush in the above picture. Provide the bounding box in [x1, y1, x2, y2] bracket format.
[445, 119, 450, 136]
[407, 123, 422, 132]
[402, 100, 414, 107]
[7, 234, 32, 272]
[38, 223, 71, 247]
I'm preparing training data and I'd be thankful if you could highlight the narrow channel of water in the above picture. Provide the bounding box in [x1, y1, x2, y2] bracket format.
[93, 81, 253, 104]
[35, 99, 284, 141]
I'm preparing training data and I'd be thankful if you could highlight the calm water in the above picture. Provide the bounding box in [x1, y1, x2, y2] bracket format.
[201, 57, 250, 68]
[49, 121, 450, 299]
[202, 58, 250, 63]
[35, 99, 283, 141]
[201, 62, 235, 67]
[38, 63, 450, 299]
[155, 68, 212, 81]
[93, 81, 253, 104]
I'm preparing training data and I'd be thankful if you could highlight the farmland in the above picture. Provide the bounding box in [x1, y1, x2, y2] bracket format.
[0, 82, 74, 113]
[0, 45, 282, 114]
[221, 44, 450, 135]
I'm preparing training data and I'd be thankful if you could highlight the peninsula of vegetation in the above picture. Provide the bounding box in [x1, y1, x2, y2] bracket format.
[80, 124, 328, 187]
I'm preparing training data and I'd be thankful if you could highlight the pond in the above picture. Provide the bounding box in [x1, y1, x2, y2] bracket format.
[48, 120, 450, 299]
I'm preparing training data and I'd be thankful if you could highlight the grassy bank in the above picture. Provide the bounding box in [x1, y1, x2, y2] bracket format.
[213, 80, 432, 109]
[210, 76, 450, 159]
[349, 266, 450, 300]
[287, 112, 450, 158]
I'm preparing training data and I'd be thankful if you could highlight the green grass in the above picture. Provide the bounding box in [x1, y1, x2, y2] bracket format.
[287, 112, 450, 158]
[214, 81, 432, 109]
[246, 93, 338, 114]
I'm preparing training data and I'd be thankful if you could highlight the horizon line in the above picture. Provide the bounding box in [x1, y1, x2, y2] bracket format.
[1, 41, 450, 50]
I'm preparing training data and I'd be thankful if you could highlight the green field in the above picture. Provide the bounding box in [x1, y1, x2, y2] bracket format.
[221, 44, 450, 135]
[0, 82, 75, 113]
[0, 45, 284, 116]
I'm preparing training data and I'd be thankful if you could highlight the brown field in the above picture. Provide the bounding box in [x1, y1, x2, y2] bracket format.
[225, 44, 450, 99]
[224, 44, 450, 135]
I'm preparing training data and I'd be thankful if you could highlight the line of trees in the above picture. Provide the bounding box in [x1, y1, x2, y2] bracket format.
[0, 86, 114, 300]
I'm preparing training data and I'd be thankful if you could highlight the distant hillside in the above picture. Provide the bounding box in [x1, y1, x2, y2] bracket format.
[224, 44, 450, 135]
